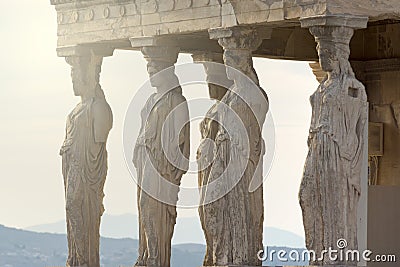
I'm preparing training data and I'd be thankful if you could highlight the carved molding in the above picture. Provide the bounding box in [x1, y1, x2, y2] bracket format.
[56, 45, 114, 57]
[300, 14, 368, 29]
[51, 0, 130, 6]
[52, 0, 215, 15]
[56, 3, 136, 24]
[130, 36, 178, 48]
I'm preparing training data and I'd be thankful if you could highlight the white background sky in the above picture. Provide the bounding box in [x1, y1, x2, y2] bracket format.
[0, 1, 319, 240]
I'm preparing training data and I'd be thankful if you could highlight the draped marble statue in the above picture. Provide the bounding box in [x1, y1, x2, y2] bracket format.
[193, 52, 232, 266]
[299, 25, 368, 266]
[60, 54, 113, 267]
[200, 27, 269, 266]
[133, 46, 190, 267]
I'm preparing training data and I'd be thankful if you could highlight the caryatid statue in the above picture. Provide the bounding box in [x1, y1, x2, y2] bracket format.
[299, 18, 368, 266]
[60, 53, 113, 267]
[199, 26, 269, 266]
[133, 46, 190, 267]
[192, 52, 232, 266]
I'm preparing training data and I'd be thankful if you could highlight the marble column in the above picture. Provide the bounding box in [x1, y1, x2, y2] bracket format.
[197, 26, 269, 266]
[130, 41, 190, 267]
[299, 15, 368, 266]
[58, 46, 114, 267]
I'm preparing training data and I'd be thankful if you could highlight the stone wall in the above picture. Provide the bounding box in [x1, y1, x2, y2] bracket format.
[363, 60, 400, 186]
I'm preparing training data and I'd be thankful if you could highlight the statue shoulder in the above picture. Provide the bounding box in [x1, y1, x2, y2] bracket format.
[172, 89, 187, 101]
[92, 98, 113, 143]
[92, 98, 113, 120]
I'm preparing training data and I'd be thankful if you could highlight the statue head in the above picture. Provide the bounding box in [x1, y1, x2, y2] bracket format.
[66, 55, 103, 99]
[146, 61, 180, 94]
[317, 41, 338, 72]
[142, 46, 180, 92]
[311, 26, 354, 77]
[147, 61, 171, 88]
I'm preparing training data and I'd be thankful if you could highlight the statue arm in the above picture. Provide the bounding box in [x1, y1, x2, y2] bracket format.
[176, 98, 190, 172]
[93, 100, 113, 143]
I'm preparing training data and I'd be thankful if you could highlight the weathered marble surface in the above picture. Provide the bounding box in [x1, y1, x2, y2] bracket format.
[60, 53, 113, 267]
[328, 0, 400, 20]
[198, 26, 269, 266]
[133, 45, 190, 267]
[193, 52, 232, 266]
[299, 16, 368, 266]
[51, 0, 400, 48]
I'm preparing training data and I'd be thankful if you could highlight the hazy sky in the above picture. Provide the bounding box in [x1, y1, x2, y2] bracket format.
[0, 1, 318, 241]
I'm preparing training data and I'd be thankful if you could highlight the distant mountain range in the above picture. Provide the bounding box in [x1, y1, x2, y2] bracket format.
[26, 213, 305, 248]
[0, 224, 308, 267]
[0, 224, 201, 267]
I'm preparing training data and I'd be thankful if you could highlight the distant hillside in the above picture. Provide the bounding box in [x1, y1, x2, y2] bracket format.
[26, 214, 305, 248]
[1, 224, 307, 267]
[27, 214, 139, 240]
[0, 224, 203, 267]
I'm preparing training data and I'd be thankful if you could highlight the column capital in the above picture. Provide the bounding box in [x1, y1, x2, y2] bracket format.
[209, 26, 263, 85]
[130, 36, 179, 49]
[140, 46, 180, 75]
[208, 26, 264, 52]
[141, 46, 179, 64]
[60, 46, 110, 100]
[134, 39, 180, 89]
[300, 14, 368, 29]
[131, 36, 180, 73]
[300, 15, 368, 50]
